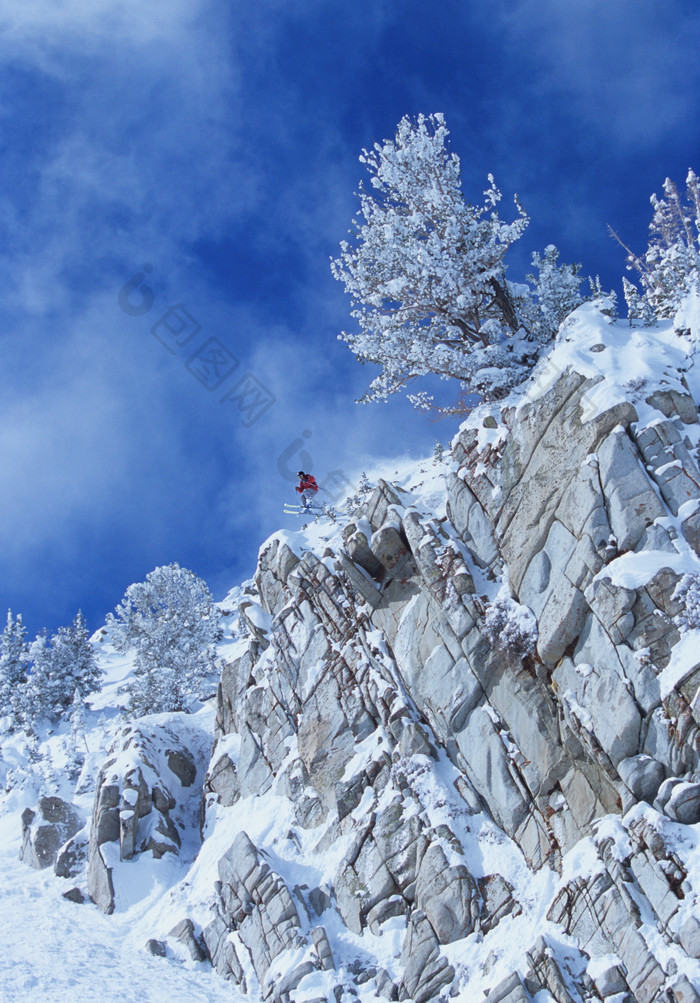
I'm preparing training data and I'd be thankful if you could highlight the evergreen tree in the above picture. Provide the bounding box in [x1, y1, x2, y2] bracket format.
[588, 276, 618, 319]
[23, 612, 102, 727]
[0, 610, 29, 731]
[613, 170, 700, 320]
[331, 113, 583, 412]
[622, 277, 655, 326]
[65, 610, 103, 702]
[107, 562, 220, 716]
[357, 472, 372, 499]
[674, 573, 700, 633]
[525, 245, 584, 337]
[345, 472, 374, 518]
[26, 630, 58, 724]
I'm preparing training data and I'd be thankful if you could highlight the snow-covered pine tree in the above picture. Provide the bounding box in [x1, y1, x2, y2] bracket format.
[482, 595, 538, 658]
[524, 245, 584, 338]
[25, 630, 59, 725]
[331, 113, 583, 412]
[344, 472, 374, 518]
[622, 276, 656, 326]
[588, 276, 618, 319]
[107, 562, 220, 716]
[69, 610, 102, 696]
[22, 612, 102, 727]
[357, 472, 372, 499]
[614, 170, 700, 320]
[0, 610, 29, 732]
[53, 612, 101, 714]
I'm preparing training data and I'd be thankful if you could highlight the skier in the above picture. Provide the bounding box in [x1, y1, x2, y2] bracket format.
[295, 471, 319, 510]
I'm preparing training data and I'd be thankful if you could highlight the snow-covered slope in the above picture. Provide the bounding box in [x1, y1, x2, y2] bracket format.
[4, 300, 700, 1002]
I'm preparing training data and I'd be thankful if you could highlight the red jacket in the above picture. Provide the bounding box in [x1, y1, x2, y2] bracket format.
[296, 474, 318, 494]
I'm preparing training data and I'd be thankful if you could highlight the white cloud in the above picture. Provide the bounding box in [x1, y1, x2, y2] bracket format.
[0, 0, 207, 64]
[0, 301, 202, 560]
[0, 0, 246, 315]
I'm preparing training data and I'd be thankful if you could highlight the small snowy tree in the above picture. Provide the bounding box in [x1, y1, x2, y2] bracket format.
[588, 276, 618, 319]
[482, 596, 538, 658]
[614, 170, 700, 320]
[345, 472, 374, 518]
[0, 610, 29, 731]
[524, 245, 584, 338]
[357, 472, 372, 498]
[622, 276, 656, 326]
[332, 113, 583, 412]
[107, 563, 221, 716]
[673, 573, 700, 633]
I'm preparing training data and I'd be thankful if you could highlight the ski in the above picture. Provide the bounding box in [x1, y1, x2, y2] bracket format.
[284, 503, 321, 515]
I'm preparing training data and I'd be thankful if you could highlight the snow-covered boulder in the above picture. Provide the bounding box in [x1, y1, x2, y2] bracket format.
[87, 718, 207, 914]
[20, 796, 83, 870]
[54, 826, 89, 879]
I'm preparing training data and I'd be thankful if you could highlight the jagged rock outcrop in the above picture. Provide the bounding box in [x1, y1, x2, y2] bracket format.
[195, 353, 700, 1001]
[87, 719, 202, 913]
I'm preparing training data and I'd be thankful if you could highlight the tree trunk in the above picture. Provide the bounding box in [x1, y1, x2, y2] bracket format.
[489, 277, 519, 332]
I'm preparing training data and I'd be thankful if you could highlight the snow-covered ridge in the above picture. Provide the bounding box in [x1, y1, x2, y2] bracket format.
[4, 301, 700, 1002]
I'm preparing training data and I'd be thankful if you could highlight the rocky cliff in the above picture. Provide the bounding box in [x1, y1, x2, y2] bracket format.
[70, 306, 700, 1000]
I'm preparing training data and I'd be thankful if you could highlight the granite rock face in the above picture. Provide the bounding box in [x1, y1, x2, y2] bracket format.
[189, 367, 700, 1000]
[56, 354, 700, 999]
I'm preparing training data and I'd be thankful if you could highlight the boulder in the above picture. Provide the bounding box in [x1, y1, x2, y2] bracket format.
[146, 939, 167, 957]
[654, 776, 681, 814]
[169, 918, 208, 962]
[669, 975, 700, 1003]
[203, 751, 240, 807]
[166, 748, 196, 787]
[414, 842, 478, 943]
[590, 963, 628, 998]
[617, 754, 665, 804]
[364, 479, 405, 532]
[62, 887, 85, 904]
[597, 426, 666, 552]
[399, 910, 455, 1003]
[343, 522, 384, 578]
[666, 781, 700, 824]
[486, 971, 531, 1003]
[680, 915, 700, 959]
[55, 827, 89, 879]
[20, 797, 83, 870]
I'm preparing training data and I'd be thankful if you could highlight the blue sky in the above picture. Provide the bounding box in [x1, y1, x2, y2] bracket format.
[0, 0, 699, 639]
